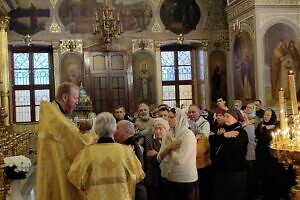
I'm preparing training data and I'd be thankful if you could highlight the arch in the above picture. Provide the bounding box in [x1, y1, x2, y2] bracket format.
[262, 21, 300, 105]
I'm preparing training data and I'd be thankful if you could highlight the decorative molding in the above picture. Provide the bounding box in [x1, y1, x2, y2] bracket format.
[243, 16, 255, 35]
[59, 39, 82, 55]
[204, 0, 228, 30]
[84, 41, 130, 52]
[49, 18, 61, 33]
[255, 0, 298, 5]
[0, 16, 9, 31]
[0, 0, 10, 14]
[151, 0, 160, 7]
[227, 0, 255, 21]
[51, 41, 60, 53]
[49, 0, 58, 7]
[132, 39, 154, 53]
[151, 19, 162, 33]
[258, 13, 298, 30]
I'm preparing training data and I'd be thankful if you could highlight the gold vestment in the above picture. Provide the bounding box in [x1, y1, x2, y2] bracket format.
[68, 143, 145, 200]
[36, 101, 96, 200]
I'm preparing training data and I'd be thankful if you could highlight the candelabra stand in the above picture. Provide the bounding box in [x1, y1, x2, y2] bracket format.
[270, 147, 300, 199]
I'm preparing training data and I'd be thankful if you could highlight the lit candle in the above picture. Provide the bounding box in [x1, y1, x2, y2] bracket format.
[278, 88, 287, 130]
[288, 70, 298, 115]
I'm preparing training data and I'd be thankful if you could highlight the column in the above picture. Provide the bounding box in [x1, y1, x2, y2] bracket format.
[51, 41, 60, 93]
[155, 43, 162, 104]
[0, 16, 10, 126]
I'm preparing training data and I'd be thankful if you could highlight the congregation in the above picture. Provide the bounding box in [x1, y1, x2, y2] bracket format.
[36, 82, 295, 200]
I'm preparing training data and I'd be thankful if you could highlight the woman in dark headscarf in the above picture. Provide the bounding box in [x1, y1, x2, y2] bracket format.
[211, 108, 249, 200]
[255, 108, 294, 200]
[255, 108, 278, 162]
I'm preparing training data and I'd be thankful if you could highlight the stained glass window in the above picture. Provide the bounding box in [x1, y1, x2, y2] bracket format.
[178, 51, 192, 80]
[161, 48, 193, 108]
[161, 51, 175, 81]
[13, 53, 30, 85]
[12, 48, 53, 123]
[33, 53, 50, 85]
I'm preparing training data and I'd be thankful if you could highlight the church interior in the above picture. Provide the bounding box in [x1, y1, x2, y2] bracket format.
[0, 0, 300, 199]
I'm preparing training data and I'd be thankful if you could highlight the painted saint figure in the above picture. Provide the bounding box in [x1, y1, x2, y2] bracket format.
[271, 39, 298, 98]
[140, 64, 152, 103]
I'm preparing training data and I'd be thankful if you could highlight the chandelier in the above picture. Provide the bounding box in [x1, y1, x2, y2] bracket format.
[93, 2, 123, 44]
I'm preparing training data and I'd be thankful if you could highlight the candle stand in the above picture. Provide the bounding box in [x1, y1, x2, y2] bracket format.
[270, 71, 300, 200]
[270, 147, 300, 199]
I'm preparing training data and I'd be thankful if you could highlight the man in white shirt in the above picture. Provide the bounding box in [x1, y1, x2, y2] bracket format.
[187, 104, 210, 137]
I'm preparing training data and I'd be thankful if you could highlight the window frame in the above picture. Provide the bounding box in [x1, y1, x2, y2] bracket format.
[10, 45, 55, 123]
[160, 45, 195, 108]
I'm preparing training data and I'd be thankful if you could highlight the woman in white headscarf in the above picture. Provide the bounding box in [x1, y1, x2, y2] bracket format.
[157, 108, 198, 200]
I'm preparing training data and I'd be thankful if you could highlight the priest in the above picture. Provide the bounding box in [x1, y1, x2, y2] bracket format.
[36, 82, 97, 200]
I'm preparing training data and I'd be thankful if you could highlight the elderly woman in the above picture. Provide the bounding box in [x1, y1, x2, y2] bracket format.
[68, 112, 145, 200]
[255, 108, 293, 200]
[212, 108, 249, 200]
[158, 108, 198, 200]
[146, 118, 169, 200]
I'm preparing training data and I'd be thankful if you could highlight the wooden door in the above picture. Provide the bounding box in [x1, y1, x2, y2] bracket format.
[89, 52, 130, 113]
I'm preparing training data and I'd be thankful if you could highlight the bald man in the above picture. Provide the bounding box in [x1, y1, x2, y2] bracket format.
[115, 120, 148, 200]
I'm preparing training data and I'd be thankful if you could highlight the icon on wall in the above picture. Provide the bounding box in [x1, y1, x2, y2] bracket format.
[160, 0, 200, 34]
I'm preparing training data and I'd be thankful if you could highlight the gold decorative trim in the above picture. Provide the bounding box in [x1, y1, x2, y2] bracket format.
[49, 0, 58, 7]
[59, 39, 83, 55]
[0, 91, 9, 97]
[0, 16, 9, 31]
[151, 19, 162, 33]
[49, 18, 61, 33]
[151, 0, 160, 7]
[132, 39, 155, 53]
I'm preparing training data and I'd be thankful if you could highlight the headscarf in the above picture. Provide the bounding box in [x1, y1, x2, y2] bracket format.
[160, 108, 190, 178]
[247, 104, 257, 119]
[262, 108, 277, 125]
[170, 108, 190, 139]
[226, 108, 244, 123]
[153, 117, 169, 131]
[215, 108, 226, 115]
